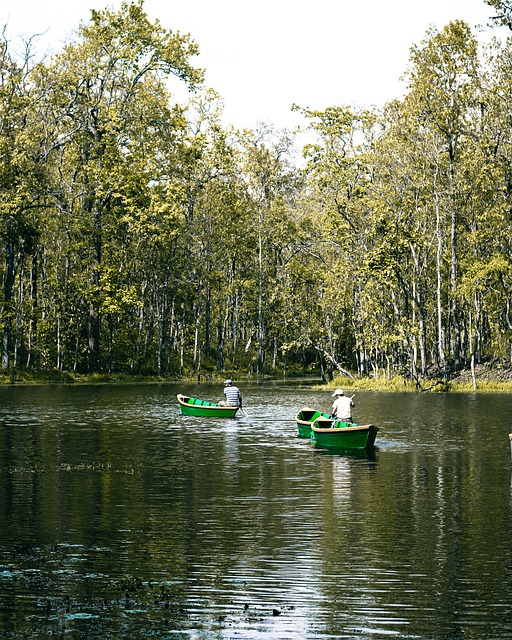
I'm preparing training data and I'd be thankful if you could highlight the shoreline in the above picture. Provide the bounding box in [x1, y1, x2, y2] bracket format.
[2, 365, 512, 392]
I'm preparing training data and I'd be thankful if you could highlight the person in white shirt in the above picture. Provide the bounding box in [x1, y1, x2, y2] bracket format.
[220, 380, 242, 407]
[331, 389, 354, 422]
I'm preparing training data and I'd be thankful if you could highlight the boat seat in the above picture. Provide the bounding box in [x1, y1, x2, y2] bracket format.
[194, 399, 203, 405]
[187, 398, 195, 404]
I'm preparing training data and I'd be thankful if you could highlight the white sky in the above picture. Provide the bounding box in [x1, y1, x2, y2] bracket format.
[0, 0, 505, 131]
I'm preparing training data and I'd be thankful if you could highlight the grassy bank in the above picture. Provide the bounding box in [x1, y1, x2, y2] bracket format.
[319, 373, 512, 393]
[0, 371, 172, 385]
[3, 367, 512, 392]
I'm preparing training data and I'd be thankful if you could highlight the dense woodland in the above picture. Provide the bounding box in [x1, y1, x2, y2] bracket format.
[2, 0, 512, 384]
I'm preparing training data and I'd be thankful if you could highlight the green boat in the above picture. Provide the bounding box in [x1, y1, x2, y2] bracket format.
[177, 394, 239, 418]
[311, 416, 379, 450]
[295, 407, 332, 438]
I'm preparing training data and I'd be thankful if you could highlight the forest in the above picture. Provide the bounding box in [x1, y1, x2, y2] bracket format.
[2, 0, 512, 386]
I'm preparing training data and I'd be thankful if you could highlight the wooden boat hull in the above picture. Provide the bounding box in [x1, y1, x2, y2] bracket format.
[295, 407, 332, 438]
[177, 394, 239, 418]
[311, 416, 378, 450]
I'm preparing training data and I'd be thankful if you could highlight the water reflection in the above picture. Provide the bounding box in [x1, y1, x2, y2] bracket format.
[0, 384, 512, 638]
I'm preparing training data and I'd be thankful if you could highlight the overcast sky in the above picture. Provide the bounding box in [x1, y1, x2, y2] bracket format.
[0, 0, 504, 131]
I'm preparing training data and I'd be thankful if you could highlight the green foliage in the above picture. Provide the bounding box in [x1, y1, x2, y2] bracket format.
[2, 5, 512, 390]
[484, 0, 512, 29]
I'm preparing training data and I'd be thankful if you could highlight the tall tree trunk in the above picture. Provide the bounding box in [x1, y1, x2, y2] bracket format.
[450, 205, 460, 369]
[1, 241, 16, 370]
[257, 225, 265, 374]
[88, 206, 101, 372]
[434, 171, 446, 379]
[26, 253, 38, 367]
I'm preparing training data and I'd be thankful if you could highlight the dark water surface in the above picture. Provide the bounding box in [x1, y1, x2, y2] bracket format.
[1, 382, 511, 639]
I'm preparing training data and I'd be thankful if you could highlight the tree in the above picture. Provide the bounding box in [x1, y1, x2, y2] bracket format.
[485, 0, 512, 29]
[238, 124, 299, 375]
[403, 21, 481, 375]
[33, 0, 203, 372]
[0, 33, 46, 375]
[297, 105, 379, 377]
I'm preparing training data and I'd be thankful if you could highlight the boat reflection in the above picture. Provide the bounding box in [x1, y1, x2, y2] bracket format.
[312, 445, 378, 461]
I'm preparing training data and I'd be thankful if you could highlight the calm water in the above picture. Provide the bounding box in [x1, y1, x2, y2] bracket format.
[0, 382, 511, 639]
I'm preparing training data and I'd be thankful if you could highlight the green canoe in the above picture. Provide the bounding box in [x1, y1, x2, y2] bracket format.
[177, 394, 239, 418]
[295, 407, 332, 438]
[311, 416, 379, 450]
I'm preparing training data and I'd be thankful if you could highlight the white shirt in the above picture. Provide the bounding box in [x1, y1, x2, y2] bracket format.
[332, 395, 354, 421]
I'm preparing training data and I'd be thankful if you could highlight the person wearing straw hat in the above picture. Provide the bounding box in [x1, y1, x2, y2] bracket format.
[219, 379, 242, 408]
[331, 389, 354, 422]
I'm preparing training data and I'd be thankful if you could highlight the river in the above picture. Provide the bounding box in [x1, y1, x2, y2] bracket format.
[0, 381, 511, 639]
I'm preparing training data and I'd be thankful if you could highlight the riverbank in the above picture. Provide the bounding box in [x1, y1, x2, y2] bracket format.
[0, 371, 172, 385]
[322, 362, 512, 393]
[2, 363, 512, 392]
